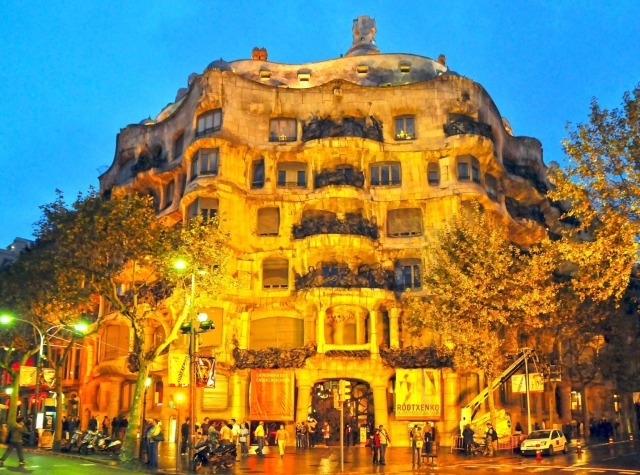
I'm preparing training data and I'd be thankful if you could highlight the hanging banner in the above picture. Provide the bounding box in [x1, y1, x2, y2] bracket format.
[168, 353, 190, 386]
[195, 357, 216, 388]
[394, 369, 442, 420]
[511, 373, 544, 394]
[250, 369, 295, 421]
[19, 367, 56, 388]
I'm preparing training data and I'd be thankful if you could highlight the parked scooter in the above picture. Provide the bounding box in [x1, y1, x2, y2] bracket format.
[91, 431, 122, 455]
[78, 430, 98, 455]
[61, 430, 84, 452]
[192, 439, 236, 471]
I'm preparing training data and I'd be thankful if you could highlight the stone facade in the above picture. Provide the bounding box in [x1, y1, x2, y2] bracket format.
[72, 16, 616, 446]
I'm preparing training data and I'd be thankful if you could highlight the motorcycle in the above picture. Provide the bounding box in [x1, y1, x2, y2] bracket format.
[78, 430, 98, 454]
[192, 439, 237, 471]
[61, 430, 84, 452]
[90, 431, 122, 455]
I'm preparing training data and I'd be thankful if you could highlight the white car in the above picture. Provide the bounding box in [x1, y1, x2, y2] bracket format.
[520, 429, 568, 456]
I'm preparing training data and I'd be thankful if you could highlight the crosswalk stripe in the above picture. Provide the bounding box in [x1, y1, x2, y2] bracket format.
[80, 463, 96, 466]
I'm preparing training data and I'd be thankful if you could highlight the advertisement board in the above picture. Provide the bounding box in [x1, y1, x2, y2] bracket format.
[19, 367, 56, 388]
[511, 373, 544, 393]
[168, 353, 190, 386]
[394, 369, 442, 420]
[249, 369, 295, 421]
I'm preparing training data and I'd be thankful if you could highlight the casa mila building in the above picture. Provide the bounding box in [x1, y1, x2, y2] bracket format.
[88, 16, 586, 446]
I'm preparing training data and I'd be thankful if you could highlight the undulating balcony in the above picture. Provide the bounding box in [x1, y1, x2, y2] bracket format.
[314, 167, 365, 189]
[295, 261, 394, 290]
[443, 117, 493, 141]
[292, 213, 378, 240]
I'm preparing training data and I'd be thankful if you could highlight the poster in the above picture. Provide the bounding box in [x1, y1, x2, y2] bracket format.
[511, 373, 544, 394]
[249, 369, 295, 421]
[195, 357, 216, 388]
[168, 353, 190, 386]
[19, 367, 56, 388]
[394, 369, 442, 420]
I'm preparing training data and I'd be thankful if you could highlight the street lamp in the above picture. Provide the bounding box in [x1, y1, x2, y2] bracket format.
[139, 376, 152, 461]
[175, 393, 184, 471]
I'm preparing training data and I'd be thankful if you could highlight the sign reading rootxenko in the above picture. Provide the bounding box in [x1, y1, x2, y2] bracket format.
[394, 369, 442, 420]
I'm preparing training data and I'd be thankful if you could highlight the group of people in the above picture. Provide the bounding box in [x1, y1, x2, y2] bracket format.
[180, 418, 252, 459]
[461, 422, 498, 457]
[142, 418, 164, 467]
[589, 418, 619, 440]
[369, 424, 391, 465]
[408, 424, 436, 466]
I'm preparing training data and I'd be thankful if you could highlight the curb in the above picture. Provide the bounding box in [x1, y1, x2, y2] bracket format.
[21, 447, 120, 467]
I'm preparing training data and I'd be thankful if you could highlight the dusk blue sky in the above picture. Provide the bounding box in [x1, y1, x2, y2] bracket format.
[1, 1, 639, 245]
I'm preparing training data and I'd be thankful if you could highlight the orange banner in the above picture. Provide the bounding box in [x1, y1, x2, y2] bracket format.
[249, 369, 295, 421]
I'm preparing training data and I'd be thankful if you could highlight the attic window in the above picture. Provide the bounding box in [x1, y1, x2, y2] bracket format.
[356, 65, 369, 74]
[298, 71, 311, 83]
[379, 83, 392, 88]
[399, 63, 411, 73]
[260, 70, 272, 80]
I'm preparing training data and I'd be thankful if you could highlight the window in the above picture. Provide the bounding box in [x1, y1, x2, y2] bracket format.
[196, 109, 222, 137]
[202, 375, 229, 410]
[395, 259, 422, 290]
[427, 162, 440, 186]
[269, 118, 297, 142]
[252, 159, 265, 189]
[164, 180, 175, 208]
[250, 317, 304, 350]
[472, 158, 481, 184]
[154, 381, 163, 407]
[173, 132, 184, 160]
[262, 257, 289, 289]
[387, 208, 423, 237]
[121, 382, 134, 411]
[257, 207, 280, 236]
[276, 162, 307, 188]
[457, 155, 480, 182]
[198, 308, 224, 347]
[458, 373, 479, 407]
[103, 325, 130, 360]
[191, 148, 219, 180]
[370, 162, 401, 186]
[395, 115, 415, 140]
[485, 173, 498, 201]
[187, 197, 218, 220]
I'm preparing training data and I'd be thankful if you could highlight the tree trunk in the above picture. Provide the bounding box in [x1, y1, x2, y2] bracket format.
[7, 373, 20, 424]
[548, 381, 557, 429]
[581, 385, 590, 442]
[487, 376, 497, 429]
[52, 363, 64, 451]
[118, 360, 149, 462]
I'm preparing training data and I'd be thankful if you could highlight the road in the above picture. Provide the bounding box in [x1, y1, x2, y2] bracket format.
[0, 440, 637, 474]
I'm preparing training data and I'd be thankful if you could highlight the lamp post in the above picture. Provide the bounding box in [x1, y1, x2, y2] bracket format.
[175, 393, 184, 472]
[139, 376, 152, 461]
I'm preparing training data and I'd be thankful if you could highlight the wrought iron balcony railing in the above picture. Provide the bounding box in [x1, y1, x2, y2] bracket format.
[443, 117, 493, 141]
[295, 261, 394, 290]
[292, 214, 378, 240]
[314, 168, 365, 189]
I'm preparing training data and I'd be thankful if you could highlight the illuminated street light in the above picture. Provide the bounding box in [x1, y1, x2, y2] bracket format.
[0, 315, 12, 324]
[174, 259, 187, 270]
[5, 387, 13, 395]
[74, 322, 90, 333]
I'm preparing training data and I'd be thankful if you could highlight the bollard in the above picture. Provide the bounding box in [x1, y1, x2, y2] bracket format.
[536, 446, 542, 461]
[576, 440, 582, 455]
[609, 437, 614, 445]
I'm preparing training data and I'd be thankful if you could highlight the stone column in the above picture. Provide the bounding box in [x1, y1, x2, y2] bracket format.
[369, 310, 378, 354]
[389, 308, 400, 348]
[317, 310, 326, 353]
[106, 376, 125, 419]
[304, 308, 316, 345]
[356, 311, 365, 344]
[238, 311, 250, 349]
[296, 381, 312, 423]
[372, 385, 389, 429]
[443, 370, 459, 444]
[336, 320, 344, 346]
[229, 371, 249, 422]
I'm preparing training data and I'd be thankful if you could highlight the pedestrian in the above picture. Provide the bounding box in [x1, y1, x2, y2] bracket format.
[102, 415, 110, 434]
[534, 421, 540, 431]
[255, 421, 265, 456]
[514, 422, 523, 435]
[411, 425, 424, 466]
[207, 423, 220, 448]
[322, 422, 331, 446]
[462, 423, 474, 456]
[0, 416, 28, 467]
[296, 422, 303, 448]
[142, 419, 154, 463]
[147, 418, 164, 467]
[231, 418, 240, 459]
[563, 421, 573, 444]
[370, 428, 381, 465]
[378, 424, 390, 465]
[307, 417, 317, 448]
[485, 422, 497, 457]
[62, 416, 70, 441]
[88, 416, 98, 431]
[275, 424, 289, 459]
[220, 421, 233, 446]
[238, 422, 249, 457]
[200, 417, 210, 436]
[111, 417, 118, 437]
[120, 416, 128, 439]
[181, 417, 190, 455]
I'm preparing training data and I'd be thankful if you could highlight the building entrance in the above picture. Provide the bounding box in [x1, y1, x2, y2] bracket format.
[308, 379, 373, 445]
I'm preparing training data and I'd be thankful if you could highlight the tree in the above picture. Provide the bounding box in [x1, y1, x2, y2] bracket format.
[406, 203, 558, 432]
[34, 189, 235, 462]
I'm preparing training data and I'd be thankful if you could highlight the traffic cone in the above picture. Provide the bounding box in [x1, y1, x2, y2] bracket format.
[630, 434, 634, 442]
[576, 440, 582, 455]
[609, 437, 614, 445]
[535, 447, 542, 461]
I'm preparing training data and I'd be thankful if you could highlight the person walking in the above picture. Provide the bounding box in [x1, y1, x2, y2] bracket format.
[0, 416, 28, 467]
[255, 421, 265, 456]
[307, 417, 317, 448]
[181, 417, 190, 455]
[411, 425, 424, 466]
[220, 421, 232, 447]
[238, 422, 249, 457]
[295, 422, 303, 449]
[322, 422, 331, 447]
[462, 424, 475, 456]
[102, 416, 110, 434]
[120, 416, 128, 439]
[62, 416, 70, 441]
[88, 416, 98, 432]
[370, 428, 381, 465]
[485, 422, 497, 457]
[378, 424, 390, 465]
[147, 419, 164, 468]
[275, 424, 289, 459]
[111, 417, 118, 438]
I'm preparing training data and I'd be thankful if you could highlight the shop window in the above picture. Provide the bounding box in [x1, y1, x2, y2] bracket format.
[250, 316, 304, 350]
[395, 258, 422, 290]
[387, 208, 423, 237]
[196, 109, 222, 137]
[276, 162, 307, 188]
[427, 162, 440, 186]
[262, 257, 289, 289]
[269, 118, 297, 142]
[252, 159, 265, 189]
[103, 325, 130, 360]
[394, 115, 415, 140]
[571, 391, 582, 411]
[191, 148, 219, 180]
[485, 173, 498, 201]
[198, 308, 224, 348]
[187, 197, 218, 220]
[370, 162, 401, 186]
[173, 132, 184, 160]
[154, 381, 163, 407]
[257, 207, 280, 236]
[164, 180, 175, 208]
[202, 375, 229, 410]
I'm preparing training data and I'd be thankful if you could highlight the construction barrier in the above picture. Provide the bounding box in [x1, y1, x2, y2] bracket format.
[451, 435, 526, 454]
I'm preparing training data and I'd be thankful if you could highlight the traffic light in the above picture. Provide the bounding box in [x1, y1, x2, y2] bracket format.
[339, 380, 352, 400]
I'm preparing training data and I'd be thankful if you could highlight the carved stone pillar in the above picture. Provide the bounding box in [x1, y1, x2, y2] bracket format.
[296, 382, 312, 423]
[304, 308, 316, 345]
[369, 310, 378, 354]
[106, 376, 125, 418]
[372, 385, 389, 429]
[389, 307, 400, 348]
[230, 371, 249, 422]
[443, 370, 459, 442]
[356, 311, 367, 344]
[317, 310, 326, 353]
[336, 320, 344, 345]
[238, 311, 250, 350]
